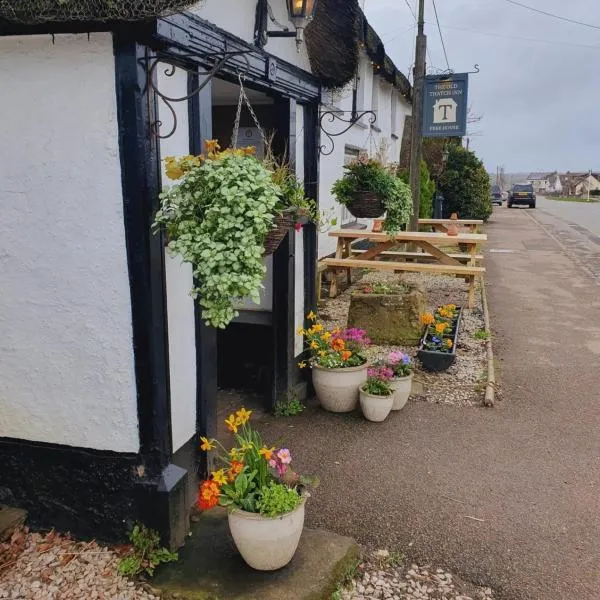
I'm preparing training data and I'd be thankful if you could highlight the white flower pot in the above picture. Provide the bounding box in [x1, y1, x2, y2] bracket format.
[359, 386, 394, 422]
[312, 363, 368, 413]
[390, 374, 413, 411]
[228, 498, 305, 571]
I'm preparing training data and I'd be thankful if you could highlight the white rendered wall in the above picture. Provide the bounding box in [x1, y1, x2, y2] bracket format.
[294, 105, 306, 357]
[0, 34, 138, 452]
[317, 52, 411, 258]
[157, 64, 198, 453]
[189, 0, 311, 71]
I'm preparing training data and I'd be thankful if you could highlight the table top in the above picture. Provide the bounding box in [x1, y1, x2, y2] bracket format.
[419, 218, 484, 225]
[329, 229, 488, 243]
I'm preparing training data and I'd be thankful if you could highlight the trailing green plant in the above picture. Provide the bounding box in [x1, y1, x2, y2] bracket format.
[331, 156, 412, 233]
[117, 524, 178, 578]
[154, 142, 280, 328]
[256, 481, 302, 517]
[274, 393, 305, 417]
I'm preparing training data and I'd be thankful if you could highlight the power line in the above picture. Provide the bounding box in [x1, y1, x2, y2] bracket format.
[403, 0, 417, 21]
[501, 0, 600, 31]
[441, 23, 600, 50]
[431, 0, 450, 70]
[402, 0, 436, 75]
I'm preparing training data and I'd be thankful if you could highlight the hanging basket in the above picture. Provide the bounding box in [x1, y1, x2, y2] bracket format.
[346, 191, 386, 219]
[0, 1, 196, 24]
[263, 209, 295, 256]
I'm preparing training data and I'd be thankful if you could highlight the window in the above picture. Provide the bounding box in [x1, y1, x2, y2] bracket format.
[390, 90, 398, 137]
[341, 147, 360, 225]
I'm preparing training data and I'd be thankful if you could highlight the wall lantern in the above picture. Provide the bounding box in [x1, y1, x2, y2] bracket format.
[254, 0, 318, 51]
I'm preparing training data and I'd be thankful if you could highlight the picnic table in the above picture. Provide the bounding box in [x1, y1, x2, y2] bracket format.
[419, 218, 483, 233]
[322, 229, 487, 308]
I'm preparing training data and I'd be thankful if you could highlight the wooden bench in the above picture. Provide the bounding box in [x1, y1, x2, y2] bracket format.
[419, 218, 484, 233]
[351, 249, 484, 264]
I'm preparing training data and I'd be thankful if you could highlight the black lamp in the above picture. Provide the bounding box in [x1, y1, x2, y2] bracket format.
[256, 0, 318, 50]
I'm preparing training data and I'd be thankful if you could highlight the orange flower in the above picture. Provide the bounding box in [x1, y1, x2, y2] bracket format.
[227, 460, 244, 481]
[331, 338, 346, 351]
[341, 350, 352, 361]
[259, 446, 275, 461]
[197, 480, 221, 511]
[420, 312, 435, 326]
[204, 139, 221, 155]
[434, 322, 448, 335]
[445, 339, 453, 349]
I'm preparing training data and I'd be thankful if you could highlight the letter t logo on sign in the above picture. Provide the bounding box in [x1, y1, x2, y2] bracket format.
[433, 98, 458, 124]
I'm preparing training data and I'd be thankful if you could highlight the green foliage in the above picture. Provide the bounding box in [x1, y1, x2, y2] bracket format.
[274, 393, 305, 417]
[256, 482, 302, 517]
[438, 145, 492, 221]
[362, 377, 393, 396]
[398, 160, 435, 218]
[117, 524, 178, 578]
[154, 153, 280, 328]
[219, 468, 260, 513]
[331, 158, 413, 233]
[473, 328, 490, 340]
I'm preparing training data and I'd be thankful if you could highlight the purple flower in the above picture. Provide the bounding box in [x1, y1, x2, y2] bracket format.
[432, 336, 441, 343]
[401, 355, 411, 365]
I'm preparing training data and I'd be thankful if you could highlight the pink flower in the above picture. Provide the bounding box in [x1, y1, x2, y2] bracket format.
[277, 448, 292, 465]
[294, 222, 303, 232]
[269, 459, 277, 469]
[387, 351, 406, 365]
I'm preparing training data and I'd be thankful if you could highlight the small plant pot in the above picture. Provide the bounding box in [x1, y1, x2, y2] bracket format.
[359, 386, 394, 422]
[417, 308, 462, 372]
[390, 374, 413, 410]
[312, 363, 368, 413]
[346, 191, 386, 219]
[228, 497, 306, 571]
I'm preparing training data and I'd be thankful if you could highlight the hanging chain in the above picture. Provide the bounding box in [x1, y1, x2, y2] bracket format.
[230, 73, 268, 149]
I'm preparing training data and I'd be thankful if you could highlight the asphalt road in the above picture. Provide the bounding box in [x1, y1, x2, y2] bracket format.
[257, 207, 600, 600]
[535, 194, 600, 237]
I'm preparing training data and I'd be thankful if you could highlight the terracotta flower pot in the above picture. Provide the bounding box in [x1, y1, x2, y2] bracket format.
[390, 374, 413, 410]
[228, 497, 306, 571]
[359, 385, 394, 422]
[312, 363, 368, 413]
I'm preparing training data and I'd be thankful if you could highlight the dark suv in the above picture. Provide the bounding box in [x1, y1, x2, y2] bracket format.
[490, 184, 503, 206]
[508, 184, 536, 209]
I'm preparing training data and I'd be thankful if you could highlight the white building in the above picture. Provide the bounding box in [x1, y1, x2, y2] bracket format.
[527, 172, 551, 193]
[0, 0, 411, 545]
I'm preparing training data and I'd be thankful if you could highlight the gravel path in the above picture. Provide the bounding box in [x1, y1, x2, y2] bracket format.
[0, 529, 158, 600]
[339, 551, 494, 600]
[320, 271, 487, 407]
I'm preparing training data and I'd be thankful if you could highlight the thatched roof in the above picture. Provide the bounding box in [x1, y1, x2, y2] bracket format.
[306, 0, 411, 99]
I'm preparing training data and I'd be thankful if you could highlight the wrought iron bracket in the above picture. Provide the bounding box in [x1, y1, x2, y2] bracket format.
[139, 50, 251, 139]
[318, 110, 377, 156]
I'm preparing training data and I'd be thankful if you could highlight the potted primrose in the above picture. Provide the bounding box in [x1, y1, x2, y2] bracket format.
[197, 408, 315, 571]
[375, 351, 414, 411]
[359, 365, 395, 422]
[417, 304, 462, 372]
[298, 314, 370, 413]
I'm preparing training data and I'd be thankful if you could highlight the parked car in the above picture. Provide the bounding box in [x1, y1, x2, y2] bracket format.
[490, 184, 503, 206]
[508, 183, 536, 208]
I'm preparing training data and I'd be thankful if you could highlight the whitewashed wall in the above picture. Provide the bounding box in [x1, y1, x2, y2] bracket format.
[157, 64, 198, 453]
[294, 105, 306, 357]
[317, 52, 411, 258]
[0, 34, 139, 452]
[189, 0, 311, 70]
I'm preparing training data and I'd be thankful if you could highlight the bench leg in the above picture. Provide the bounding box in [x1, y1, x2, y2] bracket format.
[467, 276, 476, 308]
[329, 269, 339, 298]
[316, 268, 323, 304]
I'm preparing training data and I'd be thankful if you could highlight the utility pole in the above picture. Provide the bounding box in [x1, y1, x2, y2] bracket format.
[409, 0, 426, 231]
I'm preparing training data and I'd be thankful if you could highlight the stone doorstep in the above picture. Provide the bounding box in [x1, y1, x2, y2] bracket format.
[151, 507, 359, 600]
[0, 505, 27, 541]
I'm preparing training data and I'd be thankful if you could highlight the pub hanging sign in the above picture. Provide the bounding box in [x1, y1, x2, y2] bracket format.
[422, 73, 469, 138]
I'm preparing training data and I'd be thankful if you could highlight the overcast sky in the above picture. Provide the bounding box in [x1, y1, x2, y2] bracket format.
[362, 0, 600, 173]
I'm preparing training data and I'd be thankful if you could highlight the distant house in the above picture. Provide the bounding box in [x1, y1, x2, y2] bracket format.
[546, 172, 562, 194]
[527, 172, 551, 193]
[559, 172, 600, 196]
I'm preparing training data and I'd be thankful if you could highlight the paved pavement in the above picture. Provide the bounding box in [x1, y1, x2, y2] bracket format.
[259, 206, 600, 600]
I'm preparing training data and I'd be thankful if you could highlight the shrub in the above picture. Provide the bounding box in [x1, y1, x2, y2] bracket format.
[398, 160, 435, 218]
[438, 146, 492, 221]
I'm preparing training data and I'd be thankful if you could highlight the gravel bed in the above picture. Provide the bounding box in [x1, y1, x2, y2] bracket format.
[319, 271, 487, 407]
[0, 529, 158, 600]
[338, 550, 494, 600]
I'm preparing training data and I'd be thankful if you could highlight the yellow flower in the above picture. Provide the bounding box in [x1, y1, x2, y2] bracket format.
[312, 323, 323, 333]
[445, 339, 453, 349]
[420, 312, 435, 326]
[224, 414, 238, 434]
[204, 139, 221, 155]
[297, 361, 307, 368]
[307, 311, 317, 321]
[318, 350, 327, 357]
[229, 447, 242, 460]
[211, 469, 228, 486]
[235, 407, 252, 426]
[259, 447, 275, 461]
[321, 332, 332, 341]
[240, 442, 253, 452]
[200, 436, 215, 452]
[310, 341, 319, 350]
[434, 323, 448, 335]
[297, 327, 305, 335]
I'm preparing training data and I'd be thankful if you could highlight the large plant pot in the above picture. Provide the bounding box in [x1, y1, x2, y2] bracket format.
[346, 191, 386, 219]
[228, 498, 305, 571]
[263, 209, 295, 256]
[359, 386, 394, 422]
[390, 374, 413, 410]
[312, 363, 368, 413]
[417, 307, 462, 372]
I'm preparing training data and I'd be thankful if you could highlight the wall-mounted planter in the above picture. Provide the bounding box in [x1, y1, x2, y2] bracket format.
[417, 307, 463, 372]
